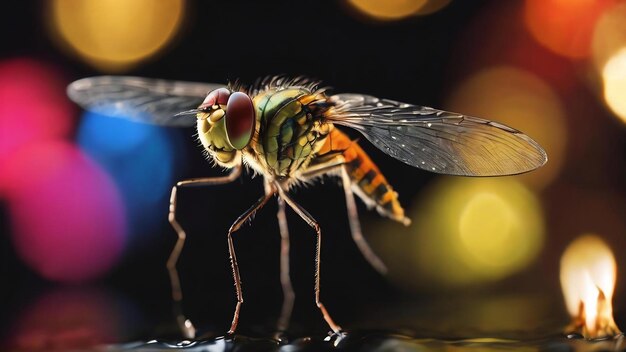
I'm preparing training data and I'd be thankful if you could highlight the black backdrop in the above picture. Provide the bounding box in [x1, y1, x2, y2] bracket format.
[2, 0, 625, 344]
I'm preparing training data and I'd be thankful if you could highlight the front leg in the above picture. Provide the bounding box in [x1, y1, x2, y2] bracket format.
[167, 165, 242, 338]
[226, 189, 274, 334]
[275, 184, 342, 334]
[275, 196, 295, 334]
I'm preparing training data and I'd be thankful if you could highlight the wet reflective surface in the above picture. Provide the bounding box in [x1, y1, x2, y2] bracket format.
[109, 331, 626, 352]
[4, 283, 626, 351]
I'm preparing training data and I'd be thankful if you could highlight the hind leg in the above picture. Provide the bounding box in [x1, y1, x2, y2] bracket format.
[302, 164, 388, 274]
[340, 167, 388, 274]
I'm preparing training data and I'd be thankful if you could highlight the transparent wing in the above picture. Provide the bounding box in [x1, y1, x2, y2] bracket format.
[329, 93, 547, 176]
[67, 76, 225, 126]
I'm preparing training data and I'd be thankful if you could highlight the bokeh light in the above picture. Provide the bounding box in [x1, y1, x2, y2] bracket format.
[48, 0, 185, 72]
[77, 112, 184, 246]
[592, 2, 626, 73]
[413, 0, 451, 15]
[592, 3, 626, 124]
[345, 0, 450, 21]
[524, 0, 617, 59]
[369, 177, 544, 290]
[0, 58, 74, 189]
[8, 288, 135, 351]
[602, 48, 626, 123]
[447, 1, 579, 93]
[3, 142, 126, 282]
[446, 66, 567, 190]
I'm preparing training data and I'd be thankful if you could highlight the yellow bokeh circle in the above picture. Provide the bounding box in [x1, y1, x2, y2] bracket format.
[368, 177, 544, 290]
[459, 192, 519, 270]
[346, 0, 450, 21]
[49, 0, 185, 72]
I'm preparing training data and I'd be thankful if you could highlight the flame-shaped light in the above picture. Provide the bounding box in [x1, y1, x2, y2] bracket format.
[560, 234, 621, 339]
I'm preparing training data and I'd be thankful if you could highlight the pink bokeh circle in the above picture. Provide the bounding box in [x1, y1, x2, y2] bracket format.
[0, 58, 74, 177]
[3, 141, 126, 282]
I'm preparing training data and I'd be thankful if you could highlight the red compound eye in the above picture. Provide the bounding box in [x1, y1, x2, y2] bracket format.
[225, 92, 255, 150]
[201, 87, 231, 108]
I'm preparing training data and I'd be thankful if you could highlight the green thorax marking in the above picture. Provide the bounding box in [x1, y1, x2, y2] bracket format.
[252, 88, 331, 177]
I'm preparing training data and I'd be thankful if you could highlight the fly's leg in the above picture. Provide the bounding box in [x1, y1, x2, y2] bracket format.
[303, 163, 388, 275]
[226, 191, 274, 334]
[276, 196, 295, 333]
[276, 185, 342, 334]
[263, 178, 294, 336]
[299, 160, 345, 179]
[340, 167, 388, 274]
[167, 165, 242, 338]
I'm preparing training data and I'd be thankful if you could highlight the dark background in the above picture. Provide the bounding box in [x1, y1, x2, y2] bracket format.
[1, 0, 625, 348]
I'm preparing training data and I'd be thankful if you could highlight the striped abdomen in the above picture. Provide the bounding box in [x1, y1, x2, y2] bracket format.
[314, 129, 409, 225]
[252, 88, 331, 177]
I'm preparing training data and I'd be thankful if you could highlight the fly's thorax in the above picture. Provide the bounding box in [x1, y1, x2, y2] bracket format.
[251, 87, 333, 177]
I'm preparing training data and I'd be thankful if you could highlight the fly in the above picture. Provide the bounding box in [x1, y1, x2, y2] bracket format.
[67, 75, 547, 337]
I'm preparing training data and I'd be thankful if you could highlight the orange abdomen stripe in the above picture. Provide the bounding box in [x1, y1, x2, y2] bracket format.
[319, 129, 407, 223]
